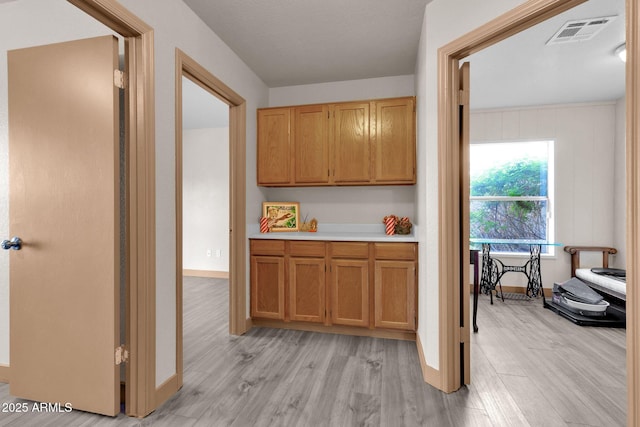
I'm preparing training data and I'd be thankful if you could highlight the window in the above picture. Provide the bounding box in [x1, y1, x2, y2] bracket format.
[470, 140, 554, 254]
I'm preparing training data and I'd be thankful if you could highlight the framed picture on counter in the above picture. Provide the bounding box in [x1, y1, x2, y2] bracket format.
[263, 202, 300, 232]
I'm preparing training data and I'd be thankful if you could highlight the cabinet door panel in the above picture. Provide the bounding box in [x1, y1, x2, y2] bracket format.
[250, 239, 286, 256]
[374, 261, 416, 330]
[288, 240, 325, 257]
[374, 242, 417, 261]
[289, 257, 325, 323]
[258, 108, 291, 185]
[373, 98, 415, 183]
[333, 103, 370, 183]
[251, 256, 285, 319]
[331, 259, 369, 327]
[295, 105, 329, 184]
[330, 242, 369, 259]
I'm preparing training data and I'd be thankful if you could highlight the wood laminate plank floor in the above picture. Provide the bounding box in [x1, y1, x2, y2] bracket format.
[0, 279, 626, 426]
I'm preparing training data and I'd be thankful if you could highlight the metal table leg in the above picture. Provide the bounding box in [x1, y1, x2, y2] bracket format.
[471, 249, 479, 333]
[526, 244, 543, 297]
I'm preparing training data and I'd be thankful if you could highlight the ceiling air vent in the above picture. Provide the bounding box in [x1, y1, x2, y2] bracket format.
[546, 16, 617, 45]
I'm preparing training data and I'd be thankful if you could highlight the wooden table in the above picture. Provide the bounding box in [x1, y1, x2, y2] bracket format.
[470, 239, 562, 333]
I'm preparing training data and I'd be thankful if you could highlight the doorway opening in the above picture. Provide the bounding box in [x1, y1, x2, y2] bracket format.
[1, 0, 156, 418]
[437, 2, 638, 423]
[181, 76, 230, 281]
[174, 49, 248, 396]
[180, 74, 231, 376]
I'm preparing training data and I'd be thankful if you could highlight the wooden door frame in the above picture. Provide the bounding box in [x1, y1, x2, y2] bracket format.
[437, 1, 639, 425]
[174, 48, 247, 391]
[67, 0, 156, 418]
[458, 62, 471, 386]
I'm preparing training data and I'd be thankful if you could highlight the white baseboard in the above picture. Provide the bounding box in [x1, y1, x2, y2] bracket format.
[183, 269, 229, 279]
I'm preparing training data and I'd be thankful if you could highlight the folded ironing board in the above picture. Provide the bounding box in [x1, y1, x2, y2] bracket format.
[542, 246, 627, 327]
[575, 267, 626, 301]
[552, 277, 610, 317]
[564, 246, 626, 303]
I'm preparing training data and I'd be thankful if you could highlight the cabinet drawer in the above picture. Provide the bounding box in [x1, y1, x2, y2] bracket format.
[250, 239, 285, 256]
[330, 242, 369, 259]
[374, 243, 416, 260]
[288, 241, 325, 257]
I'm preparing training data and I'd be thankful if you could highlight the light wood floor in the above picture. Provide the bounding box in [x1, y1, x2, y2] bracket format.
[0, 278, 626, 426]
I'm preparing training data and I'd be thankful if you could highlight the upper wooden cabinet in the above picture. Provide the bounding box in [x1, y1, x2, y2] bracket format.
[373, 98, 416, 183]
[294, 104, 330, 184]
[257, 108, 291, 185]
[333, 102, 370, 184]
[257, 96, 415, 187]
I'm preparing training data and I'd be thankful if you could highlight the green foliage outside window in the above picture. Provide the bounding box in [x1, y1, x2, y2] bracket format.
[470, 159, 548, 252]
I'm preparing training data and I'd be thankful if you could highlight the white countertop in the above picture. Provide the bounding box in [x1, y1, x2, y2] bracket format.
[248, 223, 418, 243]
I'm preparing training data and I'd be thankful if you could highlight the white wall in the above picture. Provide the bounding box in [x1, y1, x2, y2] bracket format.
[269, 75, 415, 107]
[266, 75, 416, 224]
[0, 0, 270, 386]
[183, 127, 229, 273]
[414, 0, 527, 370]
[613, 96, 626, 268]
[470, 102, 618, 286]
[117, 0, 269, 386]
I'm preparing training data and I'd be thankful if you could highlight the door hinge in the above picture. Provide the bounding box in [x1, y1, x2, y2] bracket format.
[114, 70, 127, 89]
[115, 345, 129, 365]
[458, 89, 469, 106]
[460, 326, 469, 343]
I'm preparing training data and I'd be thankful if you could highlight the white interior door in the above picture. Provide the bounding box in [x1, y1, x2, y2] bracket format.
[7, 35, 120, 416]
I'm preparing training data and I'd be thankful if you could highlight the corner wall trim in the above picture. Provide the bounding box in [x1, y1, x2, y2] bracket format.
[155, 374, 179, 409]
[416, 333, 441, 389]
[0, 364, 9, 384]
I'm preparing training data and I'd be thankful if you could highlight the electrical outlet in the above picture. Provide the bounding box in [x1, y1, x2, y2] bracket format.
[206, 249, 212, 257]
[215, 249, 221, 258]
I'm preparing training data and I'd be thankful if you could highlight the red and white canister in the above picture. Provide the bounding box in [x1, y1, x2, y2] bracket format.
[385, 217, 395, 235]
[259, 217, 269, 233]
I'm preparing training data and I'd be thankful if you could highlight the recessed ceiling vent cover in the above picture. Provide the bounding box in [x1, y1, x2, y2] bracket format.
[546, 16, 617, 45]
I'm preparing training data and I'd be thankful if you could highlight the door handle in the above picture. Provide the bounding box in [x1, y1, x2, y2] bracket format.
[1, 237, 22, 251]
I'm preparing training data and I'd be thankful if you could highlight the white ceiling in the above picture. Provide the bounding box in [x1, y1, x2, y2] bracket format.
[182, 0, 625, 127]
[468, 0, 625, 109]
[182, 0, 431, 88]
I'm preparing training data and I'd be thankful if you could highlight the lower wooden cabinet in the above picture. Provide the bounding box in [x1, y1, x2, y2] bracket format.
[249, 239, 417, 334]
[331, 259, 369, 327]
[250, 255, 285, 320]
[289, 257, 325, 323]
[374, 260, 416, 330]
